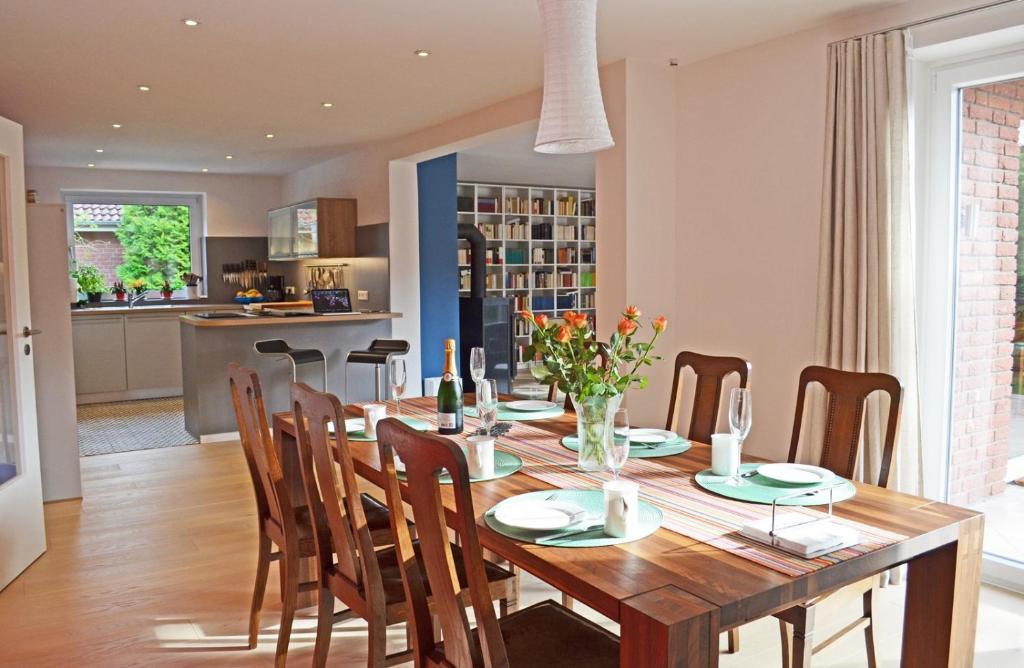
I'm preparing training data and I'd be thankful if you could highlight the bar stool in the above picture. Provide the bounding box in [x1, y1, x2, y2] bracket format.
[253, 339, 327, 391]
[345, 339, 410, 401]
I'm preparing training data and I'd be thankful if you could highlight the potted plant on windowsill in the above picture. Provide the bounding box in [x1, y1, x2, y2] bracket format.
[111, 281, 127, 302]
[71, 265, 106, 303]
[520, 306, 667, 471]
[160, 279, 174, 301]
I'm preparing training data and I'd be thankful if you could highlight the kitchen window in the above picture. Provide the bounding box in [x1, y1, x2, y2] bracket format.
[63, 191, 205, 292]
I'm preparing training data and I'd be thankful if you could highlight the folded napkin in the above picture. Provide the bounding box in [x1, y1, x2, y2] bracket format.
[740, 513, 859, 558]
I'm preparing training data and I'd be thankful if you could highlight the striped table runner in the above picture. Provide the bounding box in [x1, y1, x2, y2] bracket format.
[386, 401, 906, 577]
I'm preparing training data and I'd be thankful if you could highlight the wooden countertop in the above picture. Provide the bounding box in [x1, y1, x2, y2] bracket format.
[180, 311, 401, 327]
[71, 302, 240, 316]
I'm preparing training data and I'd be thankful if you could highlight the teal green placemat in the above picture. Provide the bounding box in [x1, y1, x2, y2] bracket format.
[694, 463, 855, 506]
[345, 416, 431, 442]
[484, 489, 662, 548]
[399, 449, 523, 484]
[560, 435, 691, 459]
[465, 402, 565, 421]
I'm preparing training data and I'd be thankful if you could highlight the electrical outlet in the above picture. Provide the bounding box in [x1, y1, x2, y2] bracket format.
[357, 290, 369, 301]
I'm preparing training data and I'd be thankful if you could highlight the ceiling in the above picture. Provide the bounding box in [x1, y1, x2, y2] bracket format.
[0, 0, 903, 175]
[458, 128, 595, 189]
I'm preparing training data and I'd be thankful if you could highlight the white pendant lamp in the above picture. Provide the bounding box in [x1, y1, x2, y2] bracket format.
[534, 0, 614, 154]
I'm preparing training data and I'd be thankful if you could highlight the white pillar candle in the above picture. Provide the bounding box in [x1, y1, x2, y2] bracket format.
[711, 433, 740, 476]
[603, 479, 639, 538]
[362, 404, 387, 439]
[466, 435, 495, 479]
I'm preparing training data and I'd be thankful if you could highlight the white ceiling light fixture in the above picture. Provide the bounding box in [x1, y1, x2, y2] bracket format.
[201, 168, 209, 172]
[534, 0, 613, 154]
[414, 49, 431, 58]
[264, 133, 275, 139]
[321, 102, 334, 108]
[182, 19, 200, 27]
[137, 84, 151, 92]
[225, 154, 233, 160]
[111, 123, 122, 129]
[87, 163, 95, 168]
[95, 148, 104, 153]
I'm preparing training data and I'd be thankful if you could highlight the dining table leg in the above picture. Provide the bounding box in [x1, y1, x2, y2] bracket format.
[900, 514, 984, 667]
[274, 427, 318, 608]
[620, 585, 720, 667]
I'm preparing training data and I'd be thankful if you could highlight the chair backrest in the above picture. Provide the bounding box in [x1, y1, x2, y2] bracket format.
[548, 342, 610, 410]
[290, 383, 383, 607]
[787, 365, 902, 486]
[377, 418, 508, 668]
[227, 363, 292, 535]
[665, 351, 751, 442]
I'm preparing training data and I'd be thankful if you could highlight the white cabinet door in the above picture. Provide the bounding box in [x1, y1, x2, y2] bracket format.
[71, 317, 127, 395]
[124, 315, 182, 391]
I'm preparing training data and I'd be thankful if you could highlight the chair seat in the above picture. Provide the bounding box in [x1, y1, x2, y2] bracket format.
[372, 540, 515, 605]
[346, 350, 394, 366]
[437, 600, 619, 667]
[272, 493, 399, 557]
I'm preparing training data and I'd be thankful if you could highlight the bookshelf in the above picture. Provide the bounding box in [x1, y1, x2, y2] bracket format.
[457, 181, 597, 367]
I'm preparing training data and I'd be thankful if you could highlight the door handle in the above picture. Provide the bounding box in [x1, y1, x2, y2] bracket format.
[22, 327, 42, 337]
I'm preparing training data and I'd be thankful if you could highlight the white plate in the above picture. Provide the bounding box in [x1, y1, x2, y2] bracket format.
[629, 428, 678, 444]
[327, 418, 367, 434]
[494, 499, 587, 531]
[505, 400, 558, 412]
[756, 463, 836, 485]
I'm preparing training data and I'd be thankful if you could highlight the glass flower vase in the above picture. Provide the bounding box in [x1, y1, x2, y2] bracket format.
[569, 393, 623, 472]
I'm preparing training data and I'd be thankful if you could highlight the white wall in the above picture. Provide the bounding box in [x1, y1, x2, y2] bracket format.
[25, 166, 282, 237]
[672, 0, 984, 459]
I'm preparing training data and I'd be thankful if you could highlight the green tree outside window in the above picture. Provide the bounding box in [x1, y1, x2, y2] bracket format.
[115, 205, 191, 290]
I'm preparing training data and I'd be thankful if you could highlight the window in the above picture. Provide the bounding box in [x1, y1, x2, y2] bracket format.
[63, 191, 205, 292]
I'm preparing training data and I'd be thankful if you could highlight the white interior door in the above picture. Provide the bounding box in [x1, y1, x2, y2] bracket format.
[0, 116, 45, 591]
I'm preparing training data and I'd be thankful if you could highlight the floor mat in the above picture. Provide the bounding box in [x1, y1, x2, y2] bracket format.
[77, 397, 198, 456]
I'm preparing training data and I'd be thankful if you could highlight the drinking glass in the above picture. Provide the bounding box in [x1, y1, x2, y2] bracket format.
[388, 357, 407, 416]
[470, 347, 486, 407]
[605, 408, 630, 481]
[478, 379, 499, 435]
[727, 387, 752, 486]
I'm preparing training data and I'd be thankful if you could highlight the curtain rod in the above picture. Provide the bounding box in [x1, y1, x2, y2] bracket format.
[829, 0, 1022, 45]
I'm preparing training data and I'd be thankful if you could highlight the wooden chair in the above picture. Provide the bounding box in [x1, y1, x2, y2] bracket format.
[775, 365, 902, 668]
[227, 364, 397, 667]
[664, 350, 750, 653]
[547, 342, 610, 410]
[376, 417, 620, 667]
[290, 383, 517, 668]
[665, 351, 751, 442]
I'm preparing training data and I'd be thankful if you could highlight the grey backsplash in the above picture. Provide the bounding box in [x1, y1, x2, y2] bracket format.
[203, 236, 269, 304]
[270, 223, 390, 311]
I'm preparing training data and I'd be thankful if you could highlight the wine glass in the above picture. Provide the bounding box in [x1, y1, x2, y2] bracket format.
[388, 357, 407, 416]
[470, 347, 486, 407]
[605, 408, 630, 481]
[478, 379, 499, 435]
[727, 387, 752, 486]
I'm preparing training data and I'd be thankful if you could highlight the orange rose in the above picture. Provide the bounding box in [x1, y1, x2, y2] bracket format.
[554, 325, 572, 343]
[653, 315, 667, 333]
[617, 317, 638, 337]
[534, 313, 549, 328]
[519, 309, 533, 322]
[568, 312, 588, 329]
[562, 310, 577, 324]
[624, 305, 641, 320]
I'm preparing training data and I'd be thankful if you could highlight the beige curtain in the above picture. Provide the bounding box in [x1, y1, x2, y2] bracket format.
[814, 30, 922, 496]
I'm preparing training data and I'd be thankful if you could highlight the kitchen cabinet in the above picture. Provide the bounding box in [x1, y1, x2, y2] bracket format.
[71, 316, 128, 395]
[125, 314, 183, 391]
[267, 197, 357, 260]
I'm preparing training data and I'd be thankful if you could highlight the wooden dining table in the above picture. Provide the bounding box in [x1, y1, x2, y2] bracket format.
[272, 396, 982, 667]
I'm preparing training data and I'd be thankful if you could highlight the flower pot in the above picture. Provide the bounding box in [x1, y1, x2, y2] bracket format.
[86, 292, 102, 303]
[114, 293, 126, 302]
[161, 290, 173, 300]
[569, 393, 623, 471]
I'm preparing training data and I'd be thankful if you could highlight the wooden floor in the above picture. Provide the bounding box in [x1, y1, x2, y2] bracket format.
[1, 441, 1022, 667]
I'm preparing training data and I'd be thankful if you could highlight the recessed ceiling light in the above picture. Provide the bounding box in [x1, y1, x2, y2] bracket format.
[137, 84, 151, 92]
[201, 168, 209, 172]
[87, 163, 96, 168]
[111, 123, 122, 129]
[182, 18, 200, 27]
[225, 155, 234, 160]
[321, 102, 334, 108]
[414, 49, 431, 58]
[95, 148, 104, 153]
[264, 133, 275, 139]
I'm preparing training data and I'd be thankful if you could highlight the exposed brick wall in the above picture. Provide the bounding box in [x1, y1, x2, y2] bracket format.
[75, 231, 124, 288]
[950, 81, 1023, 506]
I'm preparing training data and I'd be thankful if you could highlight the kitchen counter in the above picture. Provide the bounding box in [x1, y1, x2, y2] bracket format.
[181, 311, 403, 440]
[72, 302, 240, 316]
[180, 311, 401, 327]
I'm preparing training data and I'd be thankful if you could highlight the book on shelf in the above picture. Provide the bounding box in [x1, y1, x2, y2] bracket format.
[512, 294, 529, 312]
[504, 196, 529, 214]
[582, 225, 596, 241]
[580, 272, 596, 287]
[532, 197, 555, 215]
[580, 292, 596, 309]
[478, 222, 499, 239]
[506, 248, 526, 264]
[579, 247, 595, 263]
[556, 247, 577, 264]
[514, 318, 532, 337]
[504, 217, 528, 240]
[580, 198, 595, 216]
[531, 295, 555, 311]
[558, 270, 577, 288]
[457, 196, 474, 212]
[477, 197, 498, 213]
[458, 269, 471, 291]
[557, 195, 577, 216]
[557, 293, 577, 309]
[457, 247, 471, 265]
[533, 271, 554, 289]
[485, 273, 502, 290]
[506, 272, 529, 289]
[531, 221, 553, 240]
[556, 224, 578, 241]
[531, 247, 552, 264]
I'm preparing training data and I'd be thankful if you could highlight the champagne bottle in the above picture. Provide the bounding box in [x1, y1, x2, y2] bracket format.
[437, 338, 464, 435]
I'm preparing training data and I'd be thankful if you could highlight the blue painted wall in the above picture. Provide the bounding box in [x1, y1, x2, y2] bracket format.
[417, 153, 459, 379]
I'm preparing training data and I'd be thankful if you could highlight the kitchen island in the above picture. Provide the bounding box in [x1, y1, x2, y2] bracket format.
[180, 311, 402, 440]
